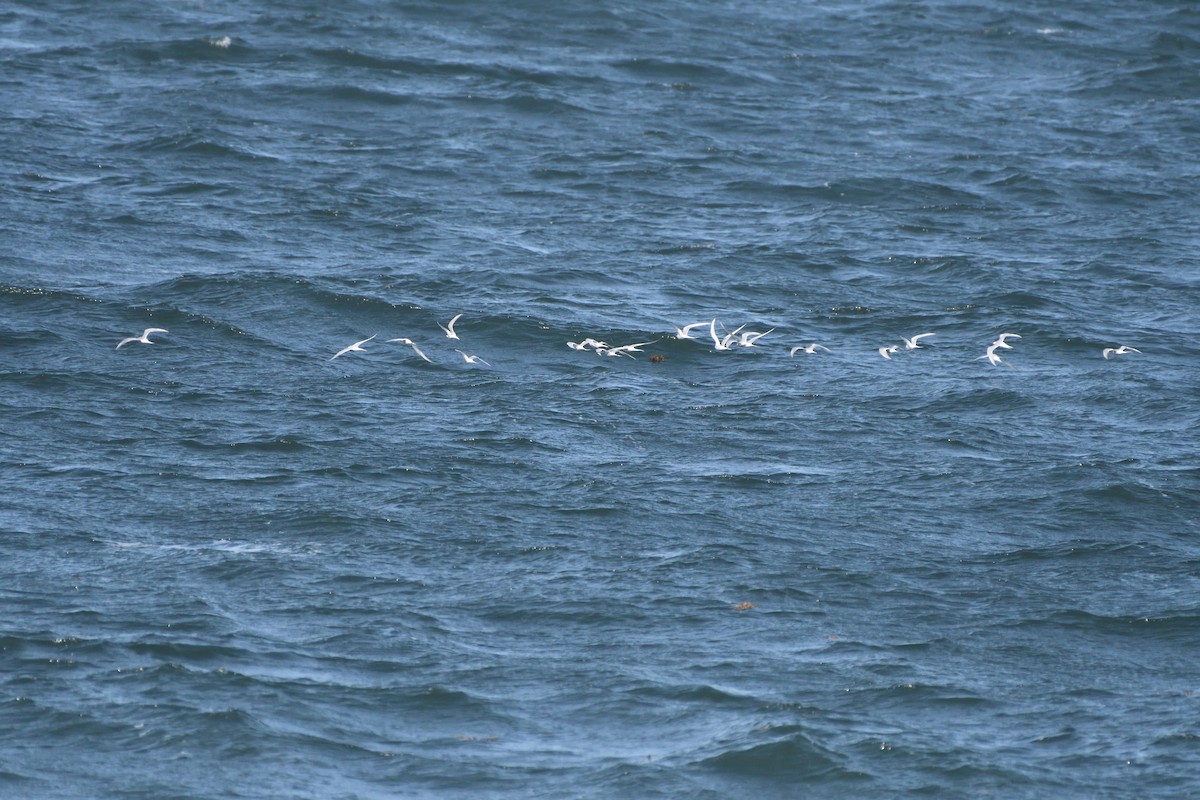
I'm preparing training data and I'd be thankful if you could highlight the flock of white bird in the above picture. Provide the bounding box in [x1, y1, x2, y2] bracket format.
[975, 332, 1023, 368]
[324, 314, 492, 365]
[113, 315, 1143, 367]
[567, 318, 1139, 367]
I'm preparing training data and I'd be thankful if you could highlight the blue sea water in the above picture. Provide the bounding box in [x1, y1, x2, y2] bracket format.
[2, 1, 1199, 797]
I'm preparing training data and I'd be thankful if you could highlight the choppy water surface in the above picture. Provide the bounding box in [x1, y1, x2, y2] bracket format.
[3, 1, 1199, 797]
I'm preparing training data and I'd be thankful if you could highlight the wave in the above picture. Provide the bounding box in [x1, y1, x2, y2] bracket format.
[306, 45, 606, 90]
[117, 131, 280, 162]
[610, 56, 770, 88]
[694, 728, 849, 782]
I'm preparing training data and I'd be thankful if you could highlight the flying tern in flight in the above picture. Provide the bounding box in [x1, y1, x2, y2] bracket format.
[455, 349, 490, 366]
[738, 328, 774, 347]
[438, 314, 463, 340]
[976, 343, 1013, 368]
[1102, 345, 1141, 359]
[789, 343, 831, 356]
[330, 334, 375, 360]
[673, 321, 710, 340]
[387, 337, 433, 363]
[116, 327, 169, 349]
[901, 333, 935, 349]
[709, 319, 734, 351]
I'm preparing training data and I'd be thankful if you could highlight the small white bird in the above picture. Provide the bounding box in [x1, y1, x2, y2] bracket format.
[976, 343, 1012, 368]
[717, 324, 748, 350]
[878, 345, 899, 360]
[116, 327, 169, 349]
[790, 343, 831, 357]
[990, 333, 1021, 350]
[1103, 345, 1141, 359]
[901, 333, 935, 349]
[569, 338, 608, 352]
[673, 321, 710, 340]
[455, 349, 490, 366]
[330, 334, 375, 360]
[738, 328, 774, 347]
[386, 337, 432, 363]
[710, 319, 733, 351]
[438, 314, 463, 340]
[603, 340, 657, 358]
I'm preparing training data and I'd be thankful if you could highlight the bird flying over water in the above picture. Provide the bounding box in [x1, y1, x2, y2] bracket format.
[673, 321, 709, 340]
[901, 333, 935, 349]
[1102, 345, 1140, 359]
[387, 337, 433, 363]
[116, 327, 169, 349]
[330, 334, 376, 360]
[738, 328, 774, 347]
[455, 349, 489, 366]
[976, 342, 1013, 368]
[438, 314, 463, 340]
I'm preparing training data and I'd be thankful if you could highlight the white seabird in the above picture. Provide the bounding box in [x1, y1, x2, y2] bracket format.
[116, 327, 169, 349]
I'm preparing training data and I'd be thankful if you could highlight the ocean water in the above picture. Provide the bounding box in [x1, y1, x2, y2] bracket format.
[3, 1, 1199, 797]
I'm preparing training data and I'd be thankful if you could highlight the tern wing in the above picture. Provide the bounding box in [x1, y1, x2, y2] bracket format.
[743, 329, 773, 345]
